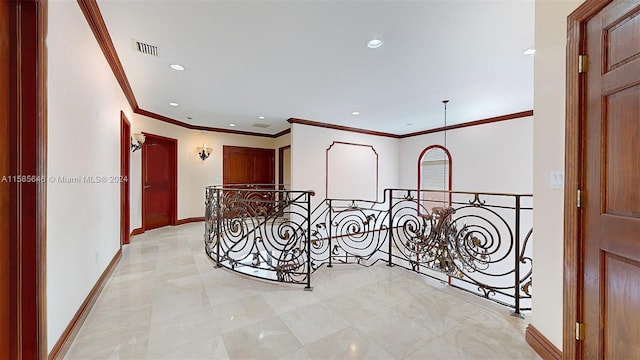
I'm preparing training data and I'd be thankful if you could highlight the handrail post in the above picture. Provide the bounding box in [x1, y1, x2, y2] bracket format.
[327, 199, 333, 268]
[215, 188, 222, 268]
[305, 191, 313, 291]
[204, 187, 210, 255]
[511, 195, 523, 318]
[387, 189, 393, 267]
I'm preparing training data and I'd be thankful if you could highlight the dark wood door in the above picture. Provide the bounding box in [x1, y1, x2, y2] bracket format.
[583, 2, 640, 358]
[223, 146, 275, 186]
[223, 146, 275, 217]
[120, 113, 130, 245]
[143, 134, 177, 230]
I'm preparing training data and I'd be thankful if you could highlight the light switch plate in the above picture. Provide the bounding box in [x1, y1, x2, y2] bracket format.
[550, 171, 564, 190]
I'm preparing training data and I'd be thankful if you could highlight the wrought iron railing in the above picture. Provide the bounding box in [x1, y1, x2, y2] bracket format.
[204, 186, 533, 315]
[205, 184, 315, 289]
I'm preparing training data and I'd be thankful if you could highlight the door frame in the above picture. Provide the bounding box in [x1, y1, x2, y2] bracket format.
[120, 112, 131, 245]
[278, 145, 290, 189]
[2, 0, 48, 357]
[141, 132, 178, 231]
[564, 1, 613, 358]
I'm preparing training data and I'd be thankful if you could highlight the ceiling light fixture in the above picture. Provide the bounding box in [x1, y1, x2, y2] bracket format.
[170, 64, 185, 71]
[351, 111, 360, 116]
[169, 102, 179, 107]
[258, 116, 266, 120]
[367, 39, 383, 49]
[229, 123, 236, 127]
[523, 48, 536, 55]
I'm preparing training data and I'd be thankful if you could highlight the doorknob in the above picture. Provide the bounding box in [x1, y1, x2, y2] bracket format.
[144, 185, 151, 189]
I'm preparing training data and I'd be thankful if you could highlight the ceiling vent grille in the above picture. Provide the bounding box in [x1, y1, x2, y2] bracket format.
[251, 123, 271, 128]
[134, 40, 159, 56]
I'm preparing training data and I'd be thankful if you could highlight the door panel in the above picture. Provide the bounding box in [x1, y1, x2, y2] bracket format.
[605, 85, 640, 217]
[584, 2, 640, 357]
[143, 135, 176, 230]
[224, 150, 251, 184]
[252, 149, 275, 185]
[223, 146, 276, 217]
[602, 254, 640, 359]
[223, 146, 275, 186]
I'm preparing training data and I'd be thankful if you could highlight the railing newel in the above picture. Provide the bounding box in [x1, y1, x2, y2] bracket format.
[305, 191, 313, 291]
[387, 189, 393, 267]
[215, 188, 221, 268]
[511, 195, 523, 318]
[328, 199, 333, 268]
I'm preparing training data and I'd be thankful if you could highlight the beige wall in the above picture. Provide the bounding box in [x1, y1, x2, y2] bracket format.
[399, 117, 533, 194]
[47, 1, 134, 351]
[130, 114, 290, 230]
[532, 0, 583, 349]
[291, 124, 401, 210]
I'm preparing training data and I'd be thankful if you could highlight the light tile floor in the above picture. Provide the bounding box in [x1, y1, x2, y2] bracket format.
[64, 223, 539, 360]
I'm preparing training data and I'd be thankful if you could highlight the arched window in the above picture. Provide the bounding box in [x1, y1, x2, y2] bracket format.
[417, 145, 452, 210]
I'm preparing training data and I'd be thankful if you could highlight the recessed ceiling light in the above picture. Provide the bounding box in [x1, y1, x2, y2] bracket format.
[258, 116, 266, 120]
[523, 48, 536, 55]
[406, 123, 413, 126]
[351, 111, 360, 116]
[170, 64, 185, 71]
[169, 102, 179, 107]
[367, 39, 383, 49]
[229, 123, 236, 127]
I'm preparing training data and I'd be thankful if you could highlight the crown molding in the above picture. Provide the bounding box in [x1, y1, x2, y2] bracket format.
[287, 118, 400, 138]
[77, 0, 137, 111]
[399, 110, 534, 138]
[78, 1, 530, 141]
[77, 1, 290, 139]
[288, 110, 533, 139]
[134, 108, 290, 138]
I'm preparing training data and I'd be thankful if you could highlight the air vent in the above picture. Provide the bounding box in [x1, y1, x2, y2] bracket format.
[134, 40, 159, 56]
[251, 123, 271, 128]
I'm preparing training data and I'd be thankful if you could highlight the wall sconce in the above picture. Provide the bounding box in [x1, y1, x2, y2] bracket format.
[131, 133, 146, 152]
[197, 144, 212, 161]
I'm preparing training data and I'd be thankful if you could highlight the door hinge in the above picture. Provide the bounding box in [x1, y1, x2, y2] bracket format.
[577, 189, 583, 208]
[575, 322, 585, 341]
[578, 55, 588, 73]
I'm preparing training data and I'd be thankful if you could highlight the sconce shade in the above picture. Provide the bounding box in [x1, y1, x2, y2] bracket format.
[197, 144, 213, 161]
[131, 133, 146, 152]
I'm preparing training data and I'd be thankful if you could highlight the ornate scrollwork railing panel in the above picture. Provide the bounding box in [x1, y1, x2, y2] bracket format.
[205, 185, 314, 287]
[205, 185, 533, 313]
[385, 189, 533, 312]
[313, 199, 389, 267]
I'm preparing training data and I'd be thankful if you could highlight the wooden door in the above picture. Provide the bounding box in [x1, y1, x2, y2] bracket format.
[223, 146, 275, 186]
[223, 146, 275, 216]
[120, 113, 131, 244]
[583, 1, 640, 357]
[142, 134, 177, 230]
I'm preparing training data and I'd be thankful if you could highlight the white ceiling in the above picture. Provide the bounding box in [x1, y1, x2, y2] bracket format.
[98, 0, 535, 136]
